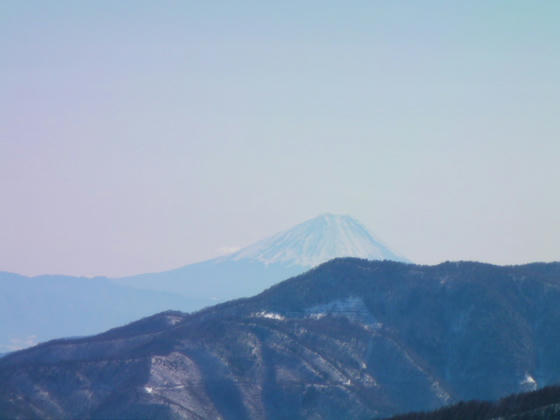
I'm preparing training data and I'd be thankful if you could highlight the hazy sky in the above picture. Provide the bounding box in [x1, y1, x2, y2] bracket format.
[2, 1, 559, 277]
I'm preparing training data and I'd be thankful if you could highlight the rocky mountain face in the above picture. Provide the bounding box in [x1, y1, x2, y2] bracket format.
[3, 259, 560, 419]
[114, 214, 407, 303]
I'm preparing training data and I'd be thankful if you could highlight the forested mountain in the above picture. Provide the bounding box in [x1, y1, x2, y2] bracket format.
[2, 259, 560, 419]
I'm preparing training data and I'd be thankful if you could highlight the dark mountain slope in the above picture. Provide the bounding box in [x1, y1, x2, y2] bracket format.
[385, 385, 560, 419]
[2, 259, 560, 419]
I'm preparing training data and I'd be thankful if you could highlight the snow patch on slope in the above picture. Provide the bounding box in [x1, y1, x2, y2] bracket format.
[521, 373, 537, 391]
[252, 311, 286, 321]
[306, 296, 381, 329]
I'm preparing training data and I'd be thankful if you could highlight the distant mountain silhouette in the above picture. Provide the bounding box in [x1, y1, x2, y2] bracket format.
[2, 259, 560, 419]
[0, 272, 204, 353]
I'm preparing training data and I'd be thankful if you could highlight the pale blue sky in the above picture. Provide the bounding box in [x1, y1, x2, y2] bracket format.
[2, 1, 559, 276]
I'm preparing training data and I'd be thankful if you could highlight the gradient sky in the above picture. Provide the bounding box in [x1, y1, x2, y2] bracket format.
[2, 1, 559, 277]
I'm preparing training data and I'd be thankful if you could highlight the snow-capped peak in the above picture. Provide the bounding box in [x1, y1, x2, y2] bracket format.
[224, 214, 407, 268]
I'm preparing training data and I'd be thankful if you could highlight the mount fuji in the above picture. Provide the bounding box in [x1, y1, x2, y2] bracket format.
[227, 213, 405, 267]
[114, 214, 408, 306]
[0, 214, 405, 352]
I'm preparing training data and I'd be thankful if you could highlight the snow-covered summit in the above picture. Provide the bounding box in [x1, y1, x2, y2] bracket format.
[225, 214, 407, 268]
